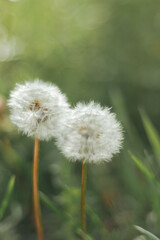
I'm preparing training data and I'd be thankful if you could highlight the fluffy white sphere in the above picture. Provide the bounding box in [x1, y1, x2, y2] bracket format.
[57, 101, 123, 163]
[8, 79, 70, 140]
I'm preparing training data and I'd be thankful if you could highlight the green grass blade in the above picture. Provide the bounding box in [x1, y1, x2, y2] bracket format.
[134, 225, 160, 240]
[77, 228, 94, 240]
[129, 152, 154, 180]
[39, 191, 68, 221]
[86, 205, 109, 237]
[140, 110, 160, 162]
[0, 176, 15, 220]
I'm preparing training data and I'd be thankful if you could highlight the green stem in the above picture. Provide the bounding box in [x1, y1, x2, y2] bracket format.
[33, 138, 44, 240]
[81, 160, 87, 240]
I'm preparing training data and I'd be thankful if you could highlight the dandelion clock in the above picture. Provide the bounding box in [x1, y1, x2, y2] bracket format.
[56, 101, 123, 239]
[8, 79, 69, 140]
[8, 79, 70, 240]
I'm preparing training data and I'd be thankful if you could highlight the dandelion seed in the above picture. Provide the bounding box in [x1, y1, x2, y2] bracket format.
[56, 101, 123, 240]
[8, 79, 70, 240]
[57, 101, 123, 163]
[8, 79, 70, 140]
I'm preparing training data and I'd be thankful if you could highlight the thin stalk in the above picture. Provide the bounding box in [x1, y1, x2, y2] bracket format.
[33, 138, 44, 240]
[81, 161, 87, 240]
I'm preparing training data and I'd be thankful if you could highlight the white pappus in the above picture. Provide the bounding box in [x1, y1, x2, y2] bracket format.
[8, 79, 70, 141]
[56, 101, 123, 163]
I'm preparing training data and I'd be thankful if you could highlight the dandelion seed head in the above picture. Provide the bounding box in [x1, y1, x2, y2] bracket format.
[8, 79, 70, 140]
[57, 101, 123, 163]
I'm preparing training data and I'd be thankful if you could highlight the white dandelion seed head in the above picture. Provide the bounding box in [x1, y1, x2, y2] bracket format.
[57, 101, 123, 163]
[8, 79, 70, 140]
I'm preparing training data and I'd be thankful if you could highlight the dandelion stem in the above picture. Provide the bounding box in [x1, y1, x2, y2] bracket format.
[81, 160, 87, 240]
[33, 138, 44, 240]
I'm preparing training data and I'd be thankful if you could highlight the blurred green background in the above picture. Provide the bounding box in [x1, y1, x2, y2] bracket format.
[0, 0, 160, 239]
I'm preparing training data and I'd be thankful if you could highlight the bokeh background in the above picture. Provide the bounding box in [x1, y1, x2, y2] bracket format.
[0, 0, 160, 239]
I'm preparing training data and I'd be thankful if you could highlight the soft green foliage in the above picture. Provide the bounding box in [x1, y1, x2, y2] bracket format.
[130, 113, 160, 239]
[135, 225, 160, 240]
[0, 176, 15, 220]
[40, 191, 68, 221]
[134, 236, 147, 240]
[140, 110, 160, 163]
[129, 152, 154, 181]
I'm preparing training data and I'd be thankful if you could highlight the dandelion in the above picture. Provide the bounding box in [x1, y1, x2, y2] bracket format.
[56, 101, 123, 239]
[8, 79, 69, 140]
[8, 79, 70, 240]
[57, 101, 123, 163]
